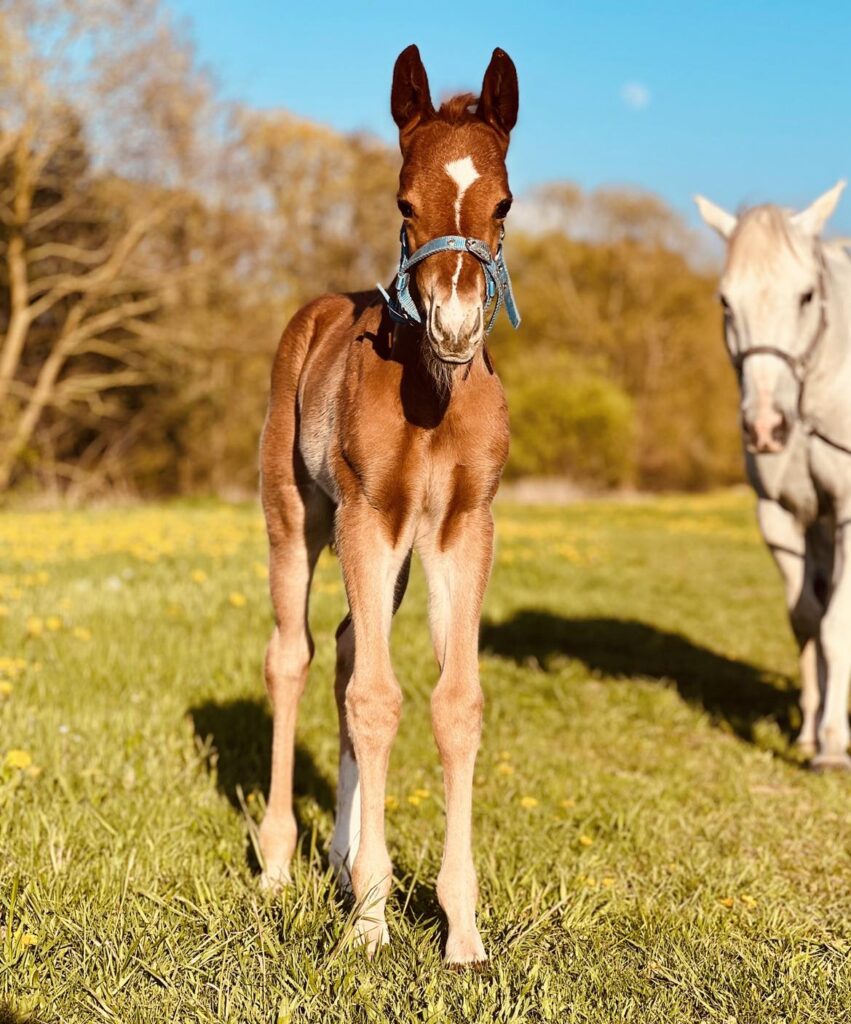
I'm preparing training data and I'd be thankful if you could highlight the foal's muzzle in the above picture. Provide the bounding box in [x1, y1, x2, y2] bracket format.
[427, 301, 484, 363]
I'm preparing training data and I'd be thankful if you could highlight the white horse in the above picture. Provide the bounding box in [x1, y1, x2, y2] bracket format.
[695, 182, 851, 769]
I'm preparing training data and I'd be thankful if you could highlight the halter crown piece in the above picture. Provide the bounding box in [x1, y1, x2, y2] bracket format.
[377, 226, 521, 334]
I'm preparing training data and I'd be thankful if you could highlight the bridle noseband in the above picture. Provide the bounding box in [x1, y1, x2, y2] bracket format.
[731, 246, 851, 458]
[377, 225, 521, 334]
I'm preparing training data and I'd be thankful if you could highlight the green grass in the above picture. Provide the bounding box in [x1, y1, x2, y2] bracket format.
[0, 492, 849, 1022]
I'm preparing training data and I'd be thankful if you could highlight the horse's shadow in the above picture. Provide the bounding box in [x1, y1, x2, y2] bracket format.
[480, 611, 798, 746]
[188, 697, 442, 929]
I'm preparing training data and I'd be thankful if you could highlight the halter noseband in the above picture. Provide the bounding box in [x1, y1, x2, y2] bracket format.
[377, 225, 521, 334]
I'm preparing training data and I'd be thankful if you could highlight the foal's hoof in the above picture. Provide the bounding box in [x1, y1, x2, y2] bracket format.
[811, 751, 851, 773]
[353, 916, 390, 958]
[259, 866, 291, 893]
[444, 930, 487, 969]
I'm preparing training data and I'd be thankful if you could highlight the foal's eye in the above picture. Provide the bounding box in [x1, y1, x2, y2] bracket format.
[397, 198, 414, 218]
[719, 294, 732, 315]
[494, 198, 513, 220]
[800, 289, 815, 309]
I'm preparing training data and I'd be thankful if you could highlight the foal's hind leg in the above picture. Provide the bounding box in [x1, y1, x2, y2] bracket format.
[418, 510, 493, 966]
[259, 484, 332, 889]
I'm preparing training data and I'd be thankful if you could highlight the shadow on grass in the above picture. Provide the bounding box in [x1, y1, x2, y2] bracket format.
[190, 697, 336, 816]
[481, 611, 798, 746]
[0, 1004, 32, 1024]
[188, 697, 445, 933]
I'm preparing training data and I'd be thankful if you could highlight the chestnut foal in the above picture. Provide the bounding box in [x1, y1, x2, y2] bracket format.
[258, 44, 520, 964]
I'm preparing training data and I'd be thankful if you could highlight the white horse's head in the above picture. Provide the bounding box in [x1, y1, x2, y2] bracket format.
[695, 182, 845, 454]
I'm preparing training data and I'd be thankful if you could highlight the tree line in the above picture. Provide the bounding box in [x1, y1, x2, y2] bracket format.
[0, 0, 742, 500]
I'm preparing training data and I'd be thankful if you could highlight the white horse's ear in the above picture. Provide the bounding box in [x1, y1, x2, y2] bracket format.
[694, 195, 737, 240]
[792, 180, 846, 235]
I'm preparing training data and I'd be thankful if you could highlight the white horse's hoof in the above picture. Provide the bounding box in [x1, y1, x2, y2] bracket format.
[811, 751, 851, 773]
[795, 736, 818, 758]
[444, 930, 487, 968]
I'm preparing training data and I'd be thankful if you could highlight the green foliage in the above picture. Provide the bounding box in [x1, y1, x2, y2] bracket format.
[505, 364, 635, 485]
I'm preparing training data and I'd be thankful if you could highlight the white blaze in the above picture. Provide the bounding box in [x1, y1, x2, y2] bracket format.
[443, 156, 480, 309]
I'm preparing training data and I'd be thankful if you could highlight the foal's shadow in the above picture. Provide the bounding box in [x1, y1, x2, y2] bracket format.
[480, 611, 797, 746]
[189, 698, 336, 872]
[188, 697, 444, 929]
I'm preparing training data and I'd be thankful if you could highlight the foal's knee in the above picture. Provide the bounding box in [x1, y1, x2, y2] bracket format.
[264, 626, 313, 703]
[346, 672, 402, 753]
[431, 677, 484, 757]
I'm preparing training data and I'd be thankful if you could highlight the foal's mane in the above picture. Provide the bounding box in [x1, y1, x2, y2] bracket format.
[434, 92, 479, 125]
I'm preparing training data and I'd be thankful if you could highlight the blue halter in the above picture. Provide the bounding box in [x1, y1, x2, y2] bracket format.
[377, 225, 521, 334]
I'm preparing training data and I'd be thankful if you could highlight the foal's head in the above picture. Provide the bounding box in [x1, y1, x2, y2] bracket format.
[390, 45, 518, 366]
[695, 182, 845, 454]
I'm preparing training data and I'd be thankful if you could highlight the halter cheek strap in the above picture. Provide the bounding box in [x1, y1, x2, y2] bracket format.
[377, 225, 521, 334]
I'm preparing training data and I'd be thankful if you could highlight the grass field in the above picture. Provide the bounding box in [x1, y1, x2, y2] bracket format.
[0, 492, 849, 1022]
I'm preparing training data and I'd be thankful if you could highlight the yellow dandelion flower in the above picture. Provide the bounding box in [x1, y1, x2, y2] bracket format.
[5, 749, 32, 770]
[579, 834, 594, 847]
[26, 617, 44, 637]
[19, 934, 38, 947]
[0, 681, 12, 698]
[0, 605, 8, 617]
[46, 616, 62, 631]
[585, 876, 596, 887]
[740, 894, 757, 907]
[72, 627, 92, 641]
[718, 897, 735, 909]
[385, 795, 399, 811]
[191, 569, 208, 583]
[601, 877, 615, 888]
[413, 787, 431, 799]
[228, 592, 247, 607]
[406, 794, 422, 807]
[253, 562, 269, 579]
[499, 750, 512, 760]
[520, 796, 539, 809]
[497, 762, 514, 775]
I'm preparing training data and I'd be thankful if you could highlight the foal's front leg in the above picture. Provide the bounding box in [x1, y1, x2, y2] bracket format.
[419, 510, 493, 965]
[336, 500, 409, 954]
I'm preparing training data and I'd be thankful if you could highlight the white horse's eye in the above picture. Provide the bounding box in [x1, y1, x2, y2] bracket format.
[799, 289, 815, 309]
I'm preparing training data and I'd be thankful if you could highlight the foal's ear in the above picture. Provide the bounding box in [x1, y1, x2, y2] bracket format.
[476, 48, 519, 139]
[792, 180, 847, 236]
[694, 195, 737, 240]
[391, 45, 434, 137]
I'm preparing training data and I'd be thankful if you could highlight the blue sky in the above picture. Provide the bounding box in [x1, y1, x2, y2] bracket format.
[167, 1, 851, 233]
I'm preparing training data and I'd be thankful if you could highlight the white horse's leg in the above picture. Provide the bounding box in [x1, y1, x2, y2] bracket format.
[757, 501, 823, 755]
[814, 524, 851, 770]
